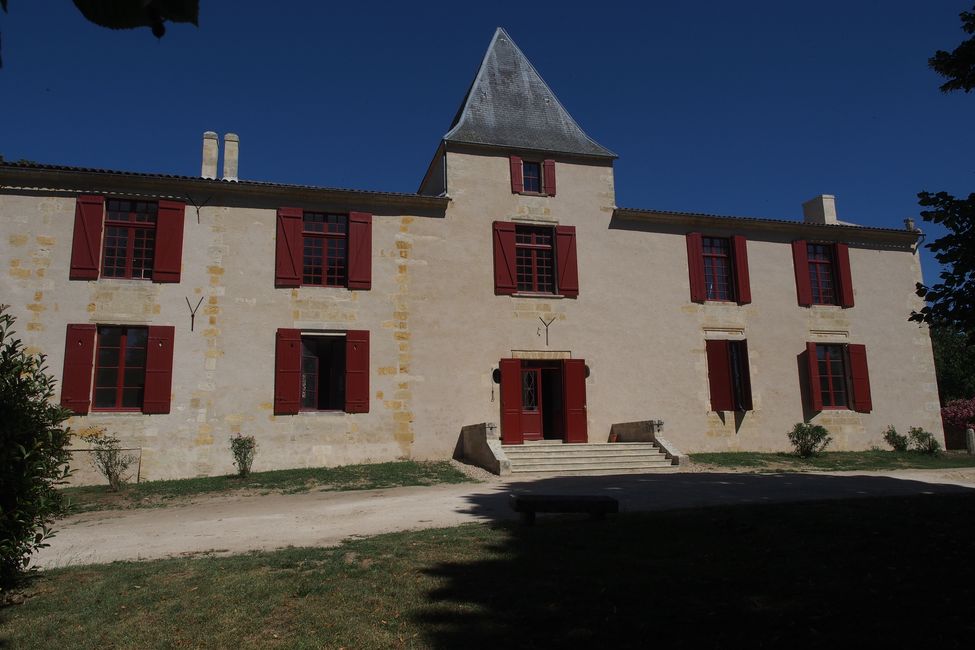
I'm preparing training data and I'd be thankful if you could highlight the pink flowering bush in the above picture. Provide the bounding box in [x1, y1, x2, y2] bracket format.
[942, 397, 975, 431]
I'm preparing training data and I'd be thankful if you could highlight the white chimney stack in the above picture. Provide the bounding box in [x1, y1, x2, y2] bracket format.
[201, 131, 218, 179]
[802, 194, 838, 225]
[222, 133, 239, 182]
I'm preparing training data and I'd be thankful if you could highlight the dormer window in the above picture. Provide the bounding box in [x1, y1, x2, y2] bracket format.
[509, 156, 556, 197]
[522, 161, 542, 193]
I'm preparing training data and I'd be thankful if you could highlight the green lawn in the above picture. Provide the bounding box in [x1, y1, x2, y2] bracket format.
[4, 493, 973, 648]
[689, 449, 975, 471]
[62, 460, 473, 513]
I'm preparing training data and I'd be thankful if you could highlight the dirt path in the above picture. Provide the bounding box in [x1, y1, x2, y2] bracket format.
[35, 468, 975, 568]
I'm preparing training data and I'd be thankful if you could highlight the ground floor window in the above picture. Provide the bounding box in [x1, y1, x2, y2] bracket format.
[805, 342, 872, 413]
[815, 344, 848, 408]
[301, 336, 346, 410]
[705, 339, 753, 412]
[93, 325, 148, 410]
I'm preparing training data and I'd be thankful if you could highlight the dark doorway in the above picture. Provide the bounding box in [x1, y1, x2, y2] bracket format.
[540, 366, 564, 439]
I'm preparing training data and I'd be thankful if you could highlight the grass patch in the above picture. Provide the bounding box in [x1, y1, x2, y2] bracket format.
[62, 460, 473, 513]
[690, 449, 975, 472]
[4, 493, 974, 648]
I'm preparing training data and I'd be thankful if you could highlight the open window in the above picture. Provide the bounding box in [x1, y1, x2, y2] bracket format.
[705, 339, 753, 412]
[274, 329, 369, 414]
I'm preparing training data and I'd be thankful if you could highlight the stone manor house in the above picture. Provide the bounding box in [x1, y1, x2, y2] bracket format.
[0, 29, 940, 480]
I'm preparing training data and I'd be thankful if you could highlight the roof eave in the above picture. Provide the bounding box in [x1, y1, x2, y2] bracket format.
[614, 207, 920, 246]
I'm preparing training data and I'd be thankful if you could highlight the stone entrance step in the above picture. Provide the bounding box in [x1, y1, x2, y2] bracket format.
[501, 441, 678, 476]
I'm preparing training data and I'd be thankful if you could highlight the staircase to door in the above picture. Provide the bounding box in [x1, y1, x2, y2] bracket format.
[502, 440, 677, 475]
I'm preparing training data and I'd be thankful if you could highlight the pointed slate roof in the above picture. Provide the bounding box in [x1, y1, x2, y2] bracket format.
[443, 28, 616, 159]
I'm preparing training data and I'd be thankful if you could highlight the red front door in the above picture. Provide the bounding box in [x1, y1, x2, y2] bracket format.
[499, 358, 588, 445]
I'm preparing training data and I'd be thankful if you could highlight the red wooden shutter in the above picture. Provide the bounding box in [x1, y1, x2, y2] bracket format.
[345, 330, 370, 413]
[792, 241, 812, 306]
[499, 358, 523, 444]
[563, 359, 588, 443]
[705, 339, 734, 411]
[732, 235, 751, 305]
[686, 233, 706, 302]
[60, 324, 96, 414]
[834, 243, 855, 308]
[734, 340, 754, 411]
[153, 200, 186, 283]
[143, 325, 175, 413]
[69, 195, 104, 280]
[509, 156, 524, 193]
[275, 208, 303, 287]
[274, 328, 301, 415]
[805, 342, 823, 411]
[848, 344, 872, 413]
[543, 159, 556, 196]
[493, 221, 517, 295]
[555, 225, 579, 298]
[348, 212, 373, 290]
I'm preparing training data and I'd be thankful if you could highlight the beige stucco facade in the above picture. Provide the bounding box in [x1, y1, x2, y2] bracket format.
[0, 144, 941, 483]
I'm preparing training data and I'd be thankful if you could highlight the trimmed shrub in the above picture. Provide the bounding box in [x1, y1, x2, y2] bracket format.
[0, 306, 73, 592]
[908, 427, 942, 455]
[230, 434, 257, 477]
[78, 428, 136, 491]
[787, 422, 832, 458]
[882, 425, 909, 452]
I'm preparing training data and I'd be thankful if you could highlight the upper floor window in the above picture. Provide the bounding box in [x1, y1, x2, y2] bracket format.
[522, 162, 542, 193]
[515, 225, 555, 293]
[69, 195, 185, 283]
[685, 233, 751, 305]
[492, 221, 579, 298]
[792, 240, 854, 308]
[275, 208, 372, 290]
[102, 200, 157, 279]
[509, 156, 556, 197]
[302, 212, 348, 287]
[807, 243, 836, 305]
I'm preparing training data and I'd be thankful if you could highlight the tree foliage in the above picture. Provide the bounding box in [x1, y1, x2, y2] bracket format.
[929, 5, 975, 93]
[0, 305, 73, 592]
[929, 325, 975, 402]
[912, 7, 975, 342]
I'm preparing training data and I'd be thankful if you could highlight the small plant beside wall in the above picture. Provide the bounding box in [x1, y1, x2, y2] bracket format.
[230, 434, 257, 477]
[78, 428, 136, 492]
[787, 423, 832, 458]
[882, 425, 909, 452]
[908, 427, 942, 455]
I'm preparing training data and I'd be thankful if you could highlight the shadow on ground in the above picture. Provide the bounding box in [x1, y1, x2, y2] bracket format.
[417, 473, 975, 648]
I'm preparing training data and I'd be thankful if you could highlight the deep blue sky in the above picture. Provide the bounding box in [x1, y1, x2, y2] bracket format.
[2, 1, 972, 284]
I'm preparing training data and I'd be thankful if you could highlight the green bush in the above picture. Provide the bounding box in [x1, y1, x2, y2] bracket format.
[0, 306, 73, 592]
[882, 425, 909, 452]
[908, 427, 942, 455]
[230, 434, 257, 477]
[78, 428, 135, 491]
[787, 422, 832, 458]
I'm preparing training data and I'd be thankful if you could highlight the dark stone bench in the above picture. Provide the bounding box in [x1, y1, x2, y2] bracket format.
[509, 494, 619, 525]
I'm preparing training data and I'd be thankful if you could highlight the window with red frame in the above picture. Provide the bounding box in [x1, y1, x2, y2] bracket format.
[302, 212, 348, 287]
[93, 326, 147, 410]
[807, 243, 836, 305]
[522, 161, 542, 193]
[515, 225, 555, 293]
[815, 344, 848, 408]
[102, 199, 157, 279]
[703, 237, 733, 301]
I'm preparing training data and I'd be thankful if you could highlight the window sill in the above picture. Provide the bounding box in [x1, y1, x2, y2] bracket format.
[298, 410, 347, 416]
[513, 292, 564, 299]
[516, 191, 550, 198]
[89, 410, 145, 416]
